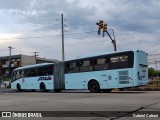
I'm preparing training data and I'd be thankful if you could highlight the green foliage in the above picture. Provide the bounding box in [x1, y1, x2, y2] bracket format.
[148, 68, 159, 77]
[0, 76, 10, 81]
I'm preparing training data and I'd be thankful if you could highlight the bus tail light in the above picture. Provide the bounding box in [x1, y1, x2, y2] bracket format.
[137, 71, 140, 80]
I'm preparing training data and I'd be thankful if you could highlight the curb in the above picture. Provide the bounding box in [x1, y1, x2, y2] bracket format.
[126, 87, 160, 91]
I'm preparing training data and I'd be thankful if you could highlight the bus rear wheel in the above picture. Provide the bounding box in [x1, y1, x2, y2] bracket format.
[17, 84, 22, 92]
[88, 80, 100, 93]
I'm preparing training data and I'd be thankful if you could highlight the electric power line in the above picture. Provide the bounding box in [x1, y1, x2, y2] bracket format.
[0, 31, 97, 41]
[0, 30, 158, 41]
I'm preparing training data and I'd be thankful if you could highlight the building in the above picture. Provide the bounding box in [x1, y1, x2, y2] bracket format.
[0, 54, 58, 77]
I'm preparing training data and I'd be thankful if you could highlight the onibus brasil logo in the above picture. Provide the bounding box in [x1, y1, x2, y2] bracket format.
[2, 112, 42, 118]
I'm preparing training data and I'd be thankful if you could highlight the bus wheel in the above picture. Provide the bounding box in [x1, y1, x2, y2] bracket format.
[88, 80, 100, 93]
[40, 83, 47, 92]
[54, 89, 61, 92]
[17, 84, 22, 92]
[102, 89, 112, 93]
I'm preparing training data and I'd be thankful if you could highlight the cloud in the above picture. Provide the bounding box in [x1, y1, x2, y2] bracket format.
[2, 0, 160, 33]
[0, 0, 160, 63]
[0, 0, 97, 32]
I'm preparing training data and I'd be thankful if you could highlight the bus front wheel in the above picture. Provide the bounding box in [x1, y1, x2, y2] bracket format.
[17, 84, 22, 92]
[88, 80, 100, 93]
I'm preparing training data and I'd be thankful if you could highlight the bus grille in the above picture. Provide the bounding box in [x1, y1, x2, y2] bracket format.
[119, 71, 129, 84]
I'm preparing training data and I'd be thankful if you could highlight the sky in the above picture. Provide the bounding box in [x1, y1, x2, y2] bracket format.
[0, 0, 160, 67]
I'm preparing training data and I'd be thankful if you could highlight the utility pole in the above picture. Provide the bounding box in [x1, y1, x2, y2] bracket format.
[33, 52, 39, 64]
[61, 13, 65, 61]
[8, 46, 14, 78]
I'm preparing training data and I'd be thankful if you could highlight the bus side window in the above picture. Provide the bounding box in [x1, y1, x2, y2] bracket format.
[21, 70, 24, 78]
[45, 65, 53, 75]
[94, 58, 109, 71]
[26, 70, 31, 77]
[19, 71, 22, 78]
[35, 69, 38, 76]
[24, 70, 27, 77]
[16, 71, 19, 79]
[110, 55, 128, 69]
[65, 62, 79, 73]
[38, 67, 45, 76]
[30, 69, 37, 77]
[79, 59, 93, 72]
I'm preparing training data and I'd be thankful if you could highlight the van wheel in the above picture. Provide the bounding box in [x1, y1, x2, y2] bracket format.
[88, 80, 100, 93]
[17, 84, 22, 92]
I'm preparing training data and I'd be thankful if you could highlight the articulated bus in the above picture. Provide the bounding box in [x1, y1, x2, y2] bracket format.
[11, 50, 149, 93]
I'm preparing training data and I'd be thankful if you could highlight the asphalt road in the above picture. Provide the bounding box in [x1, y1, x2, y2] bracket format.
[0, 88, 160, 120]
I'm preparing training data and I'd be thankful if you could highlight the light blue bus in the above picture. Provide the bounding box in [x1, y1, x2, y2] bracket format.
[11, 50, 149, 93]
[11, 63, 54, 92]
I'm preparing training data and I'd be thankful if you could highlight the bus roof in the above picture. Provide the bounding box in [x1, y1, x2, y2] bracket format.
[67, 49, 146, 61]
[13, 63, 53, 71]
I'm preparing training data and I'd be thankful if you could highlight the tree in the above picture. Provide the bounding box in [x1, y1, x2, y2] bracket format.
[148, 68, 157, 77]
